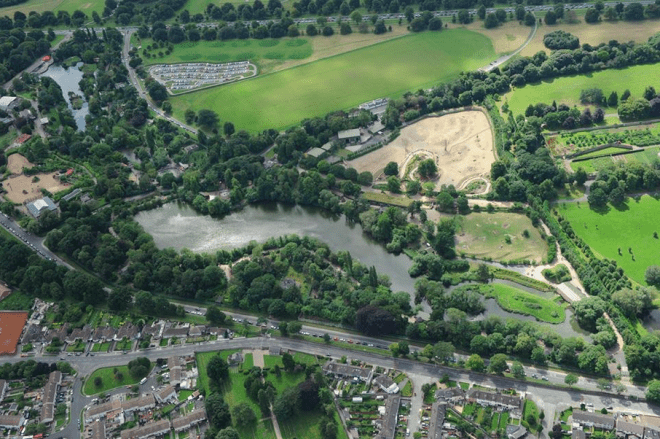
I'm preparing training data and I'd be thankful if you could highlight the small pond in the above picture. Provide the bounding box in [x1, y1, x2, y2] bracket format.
[41, 62, 88, 131]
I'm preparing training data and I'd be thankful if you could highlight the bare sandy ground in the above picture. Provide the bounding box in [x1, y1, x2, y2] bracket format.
[7, 154, 34, 175]
[3, 173, 69, 204]
[351, 111, 495, 188]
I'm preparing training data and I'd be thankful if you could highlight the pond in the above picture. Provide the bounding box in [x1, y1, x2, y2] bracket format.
[41, 62, 88, 131]
[446, 281, 589, 340]
[135, 202, 417, 295]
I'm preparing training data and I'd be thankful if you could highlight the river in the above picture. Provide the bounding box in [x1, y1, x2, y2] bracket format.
[135, 201, 586, 337]
[41, 62, 88, 131]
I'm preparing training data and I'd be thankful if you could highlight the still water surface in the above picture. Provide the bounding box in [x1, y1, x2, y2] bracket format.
[41, 63, 88, 131]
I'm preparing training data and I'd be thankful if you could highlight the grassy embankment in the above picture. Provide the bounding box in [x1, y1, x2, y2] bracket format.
[83, 362, 154, 395]
[169, 29, 496, 132]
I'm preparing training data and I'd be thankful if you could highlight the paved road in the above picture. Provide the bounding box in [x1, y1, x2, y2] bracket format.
[121, 31, 198, 135]
[0, 211, 72, 269]
[483, 12, 538, 72]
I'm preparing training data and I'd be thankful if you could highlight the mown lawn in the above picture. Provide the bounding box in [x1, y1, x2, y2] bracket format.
[557, 195, 660, 284]
[0, 0, 104, 18]
[83, 363, 153, 395]
[455, 212, 548, 263]
[484, 283, 566, 324]
[505, 63, 660, 116]
[170, 29, 496, 132]
[279, 409, 349, 439]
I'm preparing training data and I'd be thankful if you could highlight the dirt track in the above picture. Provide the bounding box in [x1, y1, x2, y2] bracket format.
[7, 154, 34, 175]
[350, 111, 495, 188]
[3, 173, 68, 204]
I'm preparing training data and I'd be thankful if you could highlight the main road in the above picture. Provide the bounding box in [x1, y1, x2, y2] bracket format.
[18, 336, 659, 439]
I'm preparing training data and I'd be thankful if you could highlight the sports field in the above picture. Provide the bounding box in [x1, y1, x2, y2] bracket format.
[170, 29, 496, 132]
[556, 195, 660, 284]
[505, 63, 660, 117]
[455, 212, 548, 263]
[0, 0, 104, 18]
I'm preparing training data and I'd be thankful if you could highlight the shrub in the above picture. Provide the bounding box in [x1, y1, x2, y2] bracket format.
[543, 30, 580, 50]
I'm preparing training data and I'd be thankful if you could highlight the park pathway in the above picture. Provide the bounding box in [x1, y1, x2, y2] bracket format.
[482, 12, 538, 72]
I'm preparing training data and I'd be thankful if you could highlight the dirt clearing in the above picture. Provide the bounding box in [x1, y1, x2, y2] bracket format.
[351, 110, 495, 188]
[3, 173, 69, 204]
[7, 154, 34, 175]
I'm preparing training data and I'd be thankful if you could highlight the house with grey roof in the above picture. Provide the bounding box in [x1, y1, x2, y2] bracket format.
[428, 402, 446, 439]
[373, 375, 399, 394]
[571, 411, 615, 430]
[467, 389, 522, 411]
[376, 395, 400, 439]
[617, 421, 645, 439]
[435, 387, 465, 404]
[322, 362, 373, 383]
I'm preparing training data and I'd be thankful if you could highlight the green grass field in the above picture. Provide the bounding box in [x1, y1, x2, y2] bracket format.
[455, 212, 549, 263]
[0, 0, 104, 18]
[140, 37, 312, 68]
[557, 195, 660, 283]
[83, 363, 153, 395]
[483, 283, 566, 323]
[279, 410, 349, 439]
[505, 63, 660, 117]
[170, 29, 495, 132]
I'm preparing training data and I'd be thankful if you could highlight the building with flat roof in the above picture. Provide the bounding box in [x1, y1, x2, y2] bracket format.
[0, 311, 28, 355]
[572, 430, 586, 439]
[571, 411, 615, 430]
[26, 197, 57, 218]
[507, 425, 528, 439]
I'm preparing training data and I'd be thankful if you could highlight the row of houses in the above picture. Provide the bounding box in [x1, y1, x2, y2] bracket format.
[22, 320, 220, 348]
[434, 387, 523, 413]
[120, 409, 206, 439]
[571, 410, 660, 439]
[40, 371, 62, 424]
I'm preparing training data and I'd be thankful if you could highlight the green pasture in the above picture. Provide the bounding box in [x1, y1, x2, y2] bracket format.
[0, 0, 104, 18]
[455, 212, 548, 263]
[505, 63, 660, 116]
[0, 290, 33, 311]
[482, 283, 566, 323]
[557, 195, 660, 284]
[139, 37, 312, 68]
[170, 29, 496, 132]
[83, 363, 153, 395]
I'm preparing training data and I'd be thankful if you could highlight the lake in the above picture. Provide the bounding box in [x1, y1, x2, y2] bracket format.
[41, 63, 88, 131]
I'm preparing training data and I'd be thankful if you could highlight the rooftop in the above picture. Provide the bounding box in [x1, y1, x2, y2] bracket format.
[338, 128, 361, 139]
[26, 197, 56, 218]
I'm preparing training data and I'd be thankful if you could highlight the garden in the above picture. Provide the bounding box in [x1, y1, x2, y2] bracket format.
[570, 146, 660, 173]
[548, 124, 660, 156]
